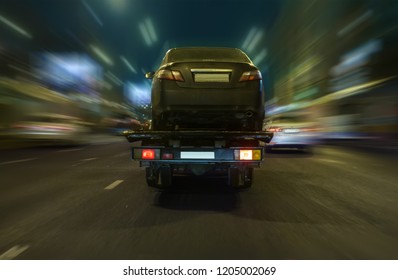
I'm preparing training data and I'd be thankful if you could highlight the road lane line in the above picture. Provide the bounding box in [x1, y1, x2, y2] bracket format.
[314, 158, 346, 164]
[0, 245, 29, 260]
[72, 157, 98, 167]
[82, 157, 97, 161]
[56, 148, 84, 153]
[104, 179, 124, 190]
[0, 158, 38, 165]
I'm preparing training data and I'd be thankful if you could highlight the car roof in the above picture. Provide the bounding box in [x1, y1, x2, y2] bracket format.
[162, 47, 252, 64]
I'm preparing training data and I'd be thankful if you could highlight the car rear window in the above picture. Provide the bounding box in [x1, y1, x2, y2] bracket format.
[164, 48, 252, 64]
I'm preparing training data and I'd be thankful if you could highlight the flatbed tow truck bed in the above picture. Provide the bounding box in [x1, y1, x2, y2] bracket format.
[124, 130, 273, 189]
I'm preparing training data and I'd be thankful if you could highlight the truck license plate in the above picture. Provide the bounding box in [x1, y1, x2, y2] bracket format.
[180, 151, 215, 159]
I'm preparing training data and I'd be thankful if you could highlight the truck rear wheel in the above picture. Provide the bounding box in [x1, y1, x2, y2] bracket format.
[145, 166, 172, 188]
[159, 166, 172, 188]
[228, 167, 253, 189]
[145, 167, 158, 187]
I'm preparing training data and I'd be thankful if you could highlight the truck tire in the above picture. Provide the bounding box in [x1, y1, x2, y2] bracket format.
[243, 167, 253, 188]
[146, 166, 173, 188]
[228, 167, 253, 189]
[228, 167, 240, 188]
[159, 166, 172, 188]
[145, 167, 158, 187]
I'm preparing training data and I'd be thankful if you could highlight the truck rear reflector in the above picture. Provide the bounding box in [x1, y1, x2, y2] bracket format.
[162, 153, 173, 159]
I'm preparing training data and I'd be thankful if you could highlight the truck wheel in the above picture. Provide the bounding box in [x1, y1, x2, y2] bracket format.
[159, 166, 172, 188]
[243, 167, 253, 188]
[146, 166, 172, 188]
[228, 167, 253, 189]
[145, 167, 158, 187]
[228, 168, 241, 188]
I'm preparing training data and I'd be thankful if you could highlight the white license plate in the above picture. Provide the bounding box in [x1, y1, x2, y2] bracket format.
[180, 151, 215, 159]
[194, 73, 229, 82]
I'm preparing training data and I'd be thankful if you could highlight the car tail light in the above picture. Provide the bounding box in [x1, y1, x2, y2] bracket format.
[239, 70, 262, 82]
[157, 69, 184, 81]
[268, 127, 283, 132]
[234, 149, 261, 160]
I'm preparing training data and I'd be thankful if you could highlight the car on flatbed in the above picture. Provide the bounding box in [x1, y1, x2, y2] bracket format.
[146, 47, 265, 131]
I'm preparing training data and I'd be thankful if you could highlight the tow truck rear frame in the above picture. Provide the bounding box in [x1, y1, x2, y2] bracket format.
[124, 130, 273, 189]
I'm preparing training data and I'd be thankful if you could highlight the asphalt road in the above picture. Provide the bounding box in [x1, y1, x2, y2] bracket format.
[0, 137, 397, 260]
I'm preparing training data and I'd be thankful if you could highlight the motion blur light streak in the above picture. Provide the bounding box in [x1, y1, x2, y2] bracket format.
[242, 27, 257, 50]
[139, 22, 153, 46]
[82, 0, 103, 26]
[337, 10, 374, 37]
[106, 0, 128, 13]
[246, 29, 264, 53]
[106, 71, 123, 85]
[0, 14, 32, 38]
[8, 64, 40, 79]
[90, 45, 113, 66]
[144, 18, 158, 43]
[120, 56, 137, 73]
[252, 48, 267, 65]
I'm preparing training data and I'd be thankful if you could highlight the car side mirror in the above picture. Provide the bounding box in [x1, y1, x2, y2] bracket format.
[145, 72, 155, 79]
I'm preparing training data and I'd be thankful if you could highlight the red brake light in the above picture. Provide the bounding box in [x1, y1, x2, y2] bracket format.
[142, 149, 155, 160]
[157, 69, 184, 81]
[239, 70, 262, 82]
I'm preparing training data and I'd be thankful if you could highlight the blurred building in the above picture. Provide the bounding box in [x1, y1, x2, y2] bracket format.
[267, 0, 398, 141]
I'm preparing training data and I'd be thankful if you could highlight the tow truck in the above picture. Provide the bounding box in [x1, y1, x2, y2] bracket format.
[124, 130, 273, 189]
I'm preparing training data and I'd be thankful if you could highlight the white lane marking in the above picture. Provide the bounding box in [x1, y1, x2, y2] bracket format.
[0, 158, 38, 165]
[314, 158, 346, 164]
[0, 245, 29, 260]
[56, 148, 84, 153]
[72, 157, 98, 167]
[104, 179, 124, 190]
[81, 157, 97, 161]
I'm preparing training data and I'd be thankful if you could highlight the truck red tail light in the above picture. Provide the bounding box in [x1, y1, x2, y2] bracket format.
[142, 149, 156, 159]
[239, 70, 262, 82]
[157, 69, 184, 81]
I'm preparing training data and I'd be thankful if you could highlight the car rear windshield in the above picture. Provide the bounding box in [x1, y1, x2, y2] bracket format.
[164, 48, 252, 64]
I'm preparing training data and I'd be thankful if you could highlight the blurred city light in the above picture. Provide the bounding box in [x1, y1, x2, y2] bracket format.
[90, 45, 113, 66]
[0, 0, 396, 148]
[120, 56, 137, 74]
[82, 0, 103, 26]
[105, 71, 123, 86]
[0, 14, 32, 39]
[139, 18, 158, 46]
